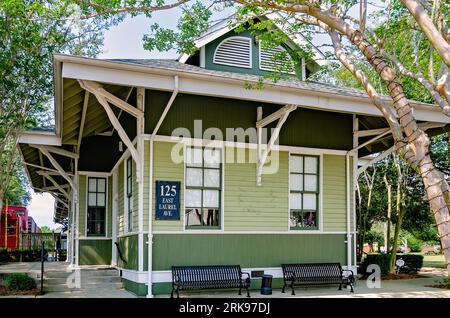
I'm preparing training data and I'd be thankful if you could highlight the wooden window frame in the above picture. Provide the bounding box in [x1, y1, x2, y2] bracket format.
[185, 147, 222, 230]
[289, 154, 320, 231]
[126, 157, 133, 233]
[87, 177, 107, 237]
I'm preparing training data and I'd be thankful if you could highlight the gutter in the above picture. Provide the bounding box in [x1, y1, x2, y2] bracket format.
[53, 53, 449, 120]
[147, 76, 179, 298]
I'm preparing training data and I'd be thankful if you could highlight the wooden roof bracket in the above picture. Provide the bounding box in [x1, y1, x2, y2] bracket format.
[78, 79, 143, 181]
[256, 104, 297, 186]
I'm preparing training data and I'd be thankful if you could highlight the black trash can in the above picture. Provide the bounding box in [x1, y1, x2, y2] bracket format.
[260, 274, 273, 295]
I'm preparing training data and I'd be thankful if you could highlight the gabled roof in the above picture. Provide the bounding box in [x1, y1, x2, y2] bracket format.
[178, 12, 326, 67]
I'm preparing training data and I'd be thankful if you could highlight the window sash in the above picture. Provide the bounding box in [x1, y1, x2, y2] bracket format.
[289, 155, 319, 230]
[185, 147, 222, 229]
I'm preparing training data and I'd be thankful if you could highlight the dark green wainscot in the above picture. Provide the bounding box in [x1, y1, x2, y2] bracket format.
[79, 239, 112, 265]
[121, 233, 348, 296]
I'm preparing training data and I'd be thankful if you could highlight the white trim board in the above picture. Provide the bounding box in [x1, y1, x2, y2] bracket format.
[142, 134, 355, 157]
[59, 57, 450, 124]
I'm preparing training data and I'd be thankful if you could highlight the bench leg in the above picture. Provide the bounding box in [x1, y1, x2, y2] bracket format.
[246, 287, 250, 298]
[338, 282, 342, 290]
[290, 281, 296, 296]
[238, 287, 242, 296]
[282, 282, 286, 293]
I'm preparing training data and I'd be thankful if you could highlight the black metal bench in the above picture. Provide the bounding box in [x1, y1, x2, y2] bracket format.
[171, 265, 251, 298]
[282, 263, 355, 295]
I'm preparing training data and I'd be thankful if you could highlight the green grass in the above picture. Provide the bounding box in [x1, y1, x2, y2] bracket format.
[422, 254, 446, 269]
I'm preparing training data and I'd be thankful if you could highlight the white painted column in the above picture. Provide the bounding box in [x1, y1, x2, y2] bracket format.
[137, 87, 145, 272]
[353, 116, 359, 269]
[346, 154, 352, 271]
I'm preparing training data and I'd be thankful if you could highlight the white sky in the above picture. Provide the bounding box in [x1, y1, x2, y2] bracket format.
[30, 2, 382, 229]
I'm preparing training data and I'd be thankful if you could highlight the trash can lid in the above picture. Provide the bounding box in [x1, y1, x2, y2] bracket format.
[262, 274, 273, 278]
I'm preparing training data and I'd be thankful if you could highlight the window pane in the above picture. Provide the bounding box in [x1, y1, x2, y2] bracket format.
[304, 174, 318, 192]
[88, 178, 97, 192]
[185, 208, 202, 226]
[290, 155, 303, 173]
[289, 193, 302, 209]
[290, 174, 303, 191]
[185, 189, 201, 207]
[204, 169, 220, 187]
[88, 193, 97, 206]
[303, 193, 317, 210]
[290, 211, 302, 227]
[204, 148, 221, 168]
[304, 156, 318, 174]
[97, 178, 106, 192]
[304, 211, 316, 228]
[203, 190, 219, 208]
[186, 147, 203, 167]
[97, 193, 106, 207]
[186, 168, 203, 187]
[202, 208, 219, 226]
[127, 178, 132, 195]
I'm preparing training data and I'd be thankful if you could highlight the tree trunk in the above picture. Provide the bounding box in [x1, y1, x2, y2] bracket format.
[384, 174, 392, 253]
[390, 207, 406, 273]
[342, 29, 450, 276]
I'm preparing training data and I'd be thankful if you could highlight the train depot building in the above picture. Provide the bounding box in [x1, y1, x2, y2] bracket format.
[18, 15, 450, 296]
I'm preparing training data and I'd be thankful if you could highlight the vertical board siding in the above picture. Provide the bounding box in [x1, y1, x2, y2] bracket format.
[224, 149, 288, 231]
[118, 162, 125, 236]
[79, 239, 112, 265]
[153, 234, 346, 270]
[323, 155, 347, 232]
[117, 234, 139, 270]
[150, 141, 185, 231]
[78, 175, 86, 236]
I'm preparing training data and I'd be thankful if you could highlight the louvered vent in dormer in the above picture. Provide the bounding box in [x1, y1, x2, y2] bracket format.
[213, 36, 252, 68]
[259, 43, 295, 74]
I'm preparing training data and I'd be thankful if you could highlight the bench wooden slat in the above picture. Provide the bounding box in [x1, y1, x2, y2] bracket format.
[282, 262, 355, 295]
[171, 265, 250, 298]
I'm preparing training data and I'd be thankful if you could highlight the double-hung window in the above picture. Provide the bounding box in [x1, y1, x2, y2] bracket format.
[185, 147, 222, 229]
[87, 177, 106, 236]
[289, 154, 319, 230]
[126, 158, 133, 232]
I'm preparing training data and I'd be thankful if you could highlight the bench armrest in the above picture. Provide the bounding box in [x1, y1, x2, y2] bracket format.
[241, 272, 251, 283]
[342, 269, 354, 277]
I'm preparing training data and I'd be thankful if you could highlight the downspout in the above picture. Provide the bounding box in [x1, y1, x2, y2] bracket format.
[147, 76, 179, 298]
[345, 152, 352, 272]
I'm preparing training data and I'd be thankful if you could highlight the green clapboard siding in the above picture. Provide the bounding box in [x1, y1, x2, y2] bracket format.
[118, 162, 125, 236]
[322, 155, 354, 232]
[323, 155, 346, 232]
[133, 159, 138, 232]
[143, 141, 150, 231]
[78, 175, 86, 236]
[79, 239, 112, 265]
[224, 148, 288, 231]
[149, 141, 185, 231]
[117, 234, 139, 270]
[153, 234, 346, 270]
